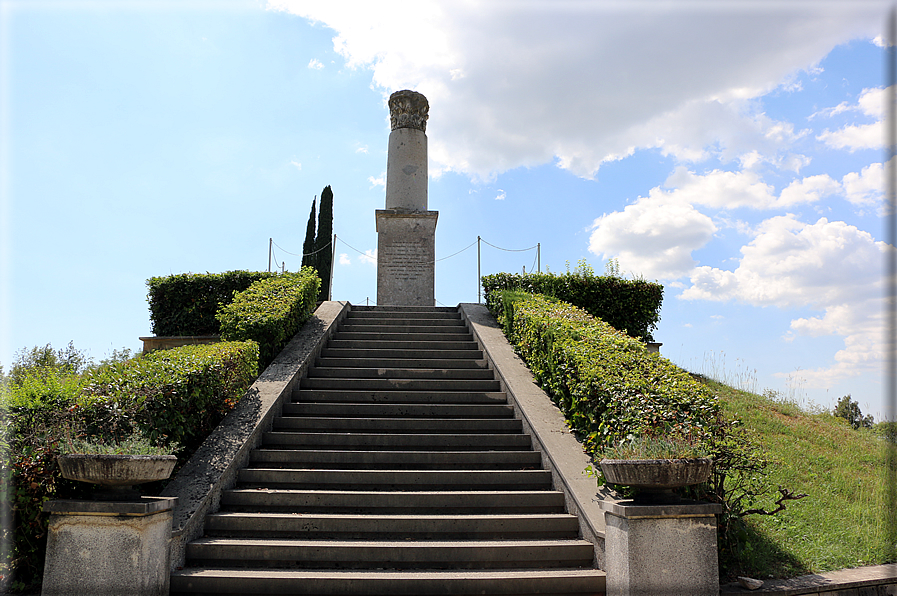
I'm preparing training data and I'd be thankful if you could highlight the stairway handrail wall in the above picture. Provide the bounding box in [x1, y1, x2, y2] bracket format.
[161, 300, 351, 571]
[459, 303, 611, 569]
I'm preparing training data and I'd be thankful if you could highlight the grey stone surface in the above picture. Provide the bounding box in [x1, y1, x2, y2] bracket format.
[459, 303, 610, 569]
[602, 502, 720, 596]
[389, 89, 429, 132]
[385, 127, 428, 211]
[44, 496, 176, 516]
[721, 563, 897, 595]
[377, 89, 438, 307]
[41, 499, 175, 596]
[600, 498, 722, 519]
[160, 301, 349, 571]
[376, 210, 437, 306]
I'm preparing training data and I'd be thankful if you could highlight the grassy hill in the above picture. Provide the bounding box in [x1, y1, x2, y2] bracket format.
[699, 377, 893, 579]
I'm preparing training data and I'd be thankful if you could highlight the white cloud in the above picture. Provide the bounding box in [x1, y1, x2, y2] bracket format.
[588, 189, 717, 280]
[682, 215, 886, 307]
[356, 145, 368, 154]
[368, 173, 385, 188]
[495, 189, 506, 201]
[290, 160, 302, 170]
[681, 215, 891, 386]
[817, 122, 881, 151]
[308, 58, 324, 70]
[338, 253, 351, 265]
[358, 248, 377, 265]
[267, 0, 885, 180]
[842, 161, 884, 207]
[816, 86, 889, 151]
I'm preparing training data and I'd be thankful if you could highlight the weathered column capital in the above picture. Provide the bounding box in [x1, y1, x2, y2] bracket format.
[389, 90, 429, 133]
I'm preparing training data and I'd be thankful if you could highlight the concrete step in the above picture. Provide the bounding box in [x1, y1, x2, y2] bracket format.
[170, 567, 606, 595]
[346, 310, 461, 320]
[339, 319, 466, 329]
[351, 305, 460, 312]
[305, 367, 495, 380]
[281, 403, 514, 418]
[327, 339, 480, 351]
[272, 417, 521, 433]
[335, 331, 473, 342]
[299, 377, 501, 392]
[185, 537, 595, 570]
[203, 512, 582, 539]
[237, 468, 552, 491]
[219, 489, 568, 514]
[247, 449, 543, 470]
[321, 348, 483, 360]
[314, 357, 488, 369]
[261, 432, 531, 450]
[292, 390, 508, 404]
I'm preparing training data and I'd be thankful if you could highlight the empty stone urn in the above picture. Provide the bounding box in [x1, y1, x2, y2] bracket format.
[58, 453, 177, 500]
[599, 458, 712, 504]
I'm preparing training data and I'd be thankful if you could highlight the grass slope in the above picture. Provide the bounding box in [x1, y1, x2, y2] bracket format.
[704, 378, 892, 578]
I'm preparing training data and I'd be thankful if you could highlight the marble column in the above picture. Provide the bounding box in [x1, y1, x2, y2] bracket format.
[376, 90, 438, 306]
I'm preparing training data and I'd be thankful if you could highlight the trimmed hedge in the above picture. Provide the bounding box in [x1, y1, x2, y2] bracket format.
[482, 268, 664, 341]
[78, 341, 259, 453]
[216, 268, 321, 370]
[147, 271, 276, 336]
[492, 291, 718, 455]
[2, 340, 258, 591]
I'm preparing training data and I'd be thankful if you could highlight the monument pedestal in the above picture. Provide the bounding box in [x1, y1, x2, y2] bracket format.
[600, 499, 722, 596]
[376, 209, 438, 306]
[41, 497, 176, 596]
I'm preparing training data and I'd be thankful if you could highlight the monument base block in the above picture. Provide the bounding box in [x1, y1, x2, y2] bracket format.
[41, 497, 176, 596]
[601, 499, 722, 596]
[376, 209, 438, 306]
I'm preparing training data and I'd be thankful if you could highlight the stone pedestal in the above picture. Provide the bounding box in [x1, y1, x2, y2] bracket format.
[600, 499, 722, 596]
[42, 497, 177, 596]
[377, 89, 438, 306]
[376, 209, 438, 306]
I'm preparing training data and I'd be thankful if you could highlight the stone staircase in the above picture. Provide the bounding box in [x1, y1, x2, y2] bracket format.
[170, 305, 605, 595]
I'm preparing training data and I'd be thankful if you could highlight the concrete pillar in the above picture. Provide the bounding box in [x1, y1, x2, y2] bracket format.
[376, 90, 438, 306]
[600, 499, 722, 596]
[41, 497, 176, 596]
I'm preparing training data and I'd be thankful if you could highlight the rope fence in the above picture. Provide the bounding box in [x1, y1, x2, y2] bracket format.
[267, 234, 541, 305]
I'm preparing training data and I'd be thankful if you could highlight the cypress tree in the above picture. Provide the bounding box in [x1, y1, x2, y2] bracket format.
[314, 185, 334, 300]
[301, 196, 317, 269]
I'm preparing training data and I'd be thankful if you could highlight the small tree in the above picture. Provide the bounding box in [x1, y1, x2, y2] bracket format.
[301, 196, 317, 269]
[833, 394, 874, 430]
[314, 185, 334, 301]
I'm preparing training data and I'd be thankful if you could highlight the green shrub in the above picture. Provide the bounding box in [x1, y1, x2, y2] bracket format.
[146, 270, 276, 336]
[492, 291, 794, 577]
[78, 341, 258, 454]
[482, 262, 664, 341]
[1, 340, 258, 591]
[495, 291, 718, 454]
[216, 268, 320, 370]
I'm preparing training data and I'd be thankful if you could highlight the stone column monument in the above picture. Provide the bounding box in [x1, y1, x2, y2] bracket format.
[376, 90, 438, 306]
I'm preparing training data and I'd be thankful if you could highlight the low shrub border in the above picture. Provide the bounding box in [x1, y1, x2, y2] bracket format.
[2, 340, 258, 592]
[490, 290, 801, 578]
[482, 264, 663, 341]
[216, 268, 321, 370]
[146, 271, 276, 337]
[491, 290, 718, 454]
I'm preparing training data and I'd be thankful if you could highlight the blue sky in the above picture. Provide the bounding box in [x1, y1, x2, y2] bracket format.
[1, 0, 893, 418]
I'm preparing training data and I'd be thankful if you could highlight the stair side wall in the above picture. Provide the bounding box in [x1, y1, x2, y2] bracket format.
[161, 300, 351, 571]
[459, 303, 611, 570]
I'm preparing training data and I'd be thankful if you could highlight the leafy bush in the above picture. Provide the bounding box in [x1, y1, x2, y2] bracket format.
[482, 260, 664, 341]
[493, 291, 718, 455]
[1, 340, 258, 592]
[216, 268, 321, 370]
[146, 270, 276, 336]
[491, 291, 797, 577]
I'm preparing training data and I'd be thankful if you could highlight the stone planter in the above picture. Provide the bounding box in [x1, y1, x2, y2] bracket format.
[58, 454, 177, 500]
[599, 457, 712, 504]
